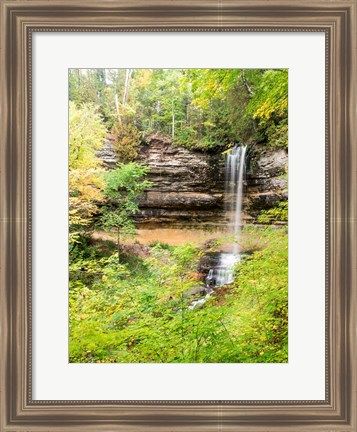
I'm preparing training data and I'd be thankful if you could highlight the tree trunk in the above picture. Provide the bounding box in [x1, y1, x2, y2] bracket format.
[117, 228, 120, 263]
[171, 98, 175, 139]
[241, 71, 254, 95]
[115, 93, 121, 124]
[122, 69, 132, 106]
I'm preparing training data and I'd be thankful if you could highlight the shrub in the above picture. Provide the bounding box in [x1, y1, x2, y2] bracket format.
[258, 201, 288, 224]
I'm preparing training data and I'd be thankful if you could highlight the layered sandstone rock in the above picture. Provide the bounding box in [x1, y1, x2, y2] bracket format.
[98, 134, 288, 225]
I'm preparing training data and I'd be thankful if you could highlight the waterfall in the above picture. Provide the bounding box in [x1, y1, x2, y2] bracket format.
[191, 145, 247, 309]
[225, 145, 247, 255]
[205, 145, 247, 289]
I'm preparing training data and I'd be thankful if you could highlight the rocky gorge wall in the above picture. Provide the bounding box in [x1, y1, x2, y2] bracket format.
[244, 146, 288, 223]
[98, 134, 288, 226]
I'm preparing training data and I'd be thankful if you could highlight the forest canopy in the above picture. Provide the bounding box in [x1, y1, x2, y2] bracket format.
[69, 68, 288, 152]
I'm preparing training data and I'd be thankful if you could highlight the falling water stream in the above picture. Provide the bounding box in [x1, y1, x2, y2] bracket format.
[190, 146, 247, 309]
[205, 145, 247, 288]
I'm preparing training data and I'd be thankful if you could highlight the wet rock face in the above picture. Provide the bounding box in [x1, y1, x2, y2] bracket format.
[244, 147, 288, 221]
[140, 192, 223, 209]
[197, 252, 221, 275]
[97, 134, 117, 169]
[135, 135, 226, 225]
[137, 135, 225, 193]
[251, 148, 288, 178]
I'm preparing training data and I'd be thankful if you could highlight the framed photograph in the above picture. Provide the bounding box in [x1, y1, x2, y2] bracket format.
[1, 1, 356, 431]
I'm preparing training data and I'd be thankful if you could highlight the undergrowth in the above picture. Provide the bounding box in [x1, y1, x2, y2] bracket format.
[69, 226, 288, 363]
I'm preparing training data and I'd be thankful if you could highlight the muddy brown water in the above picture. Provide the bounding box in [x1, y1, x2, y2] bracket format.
[93, 227, 230, 247]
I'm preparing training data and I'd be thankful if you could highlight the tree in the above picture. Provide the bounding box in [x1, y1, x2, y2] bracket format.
[180, 69, 255, 147]
[247, 69, 288, 147]
[69, 69, 106, 111]
[247, 69, 288, 124]
[133, 69, 186, 136]
[111, 121, 141, 163]
[69, 69, 134, 130]
[100, 162, 153, 262]
[69, 68, 288, 151]
[69, 102, 107, 246]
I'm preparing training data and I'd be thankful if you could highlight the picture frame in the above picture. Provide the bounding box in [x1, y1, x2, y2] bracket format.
[0, 0, 356, 430]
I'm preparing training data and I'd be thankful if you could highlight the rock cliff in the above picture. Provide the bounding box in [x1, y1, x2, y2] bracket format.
[98, 134, 288, 226]
[137, 135, 225, 225]
[244, 146, 288, 222]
